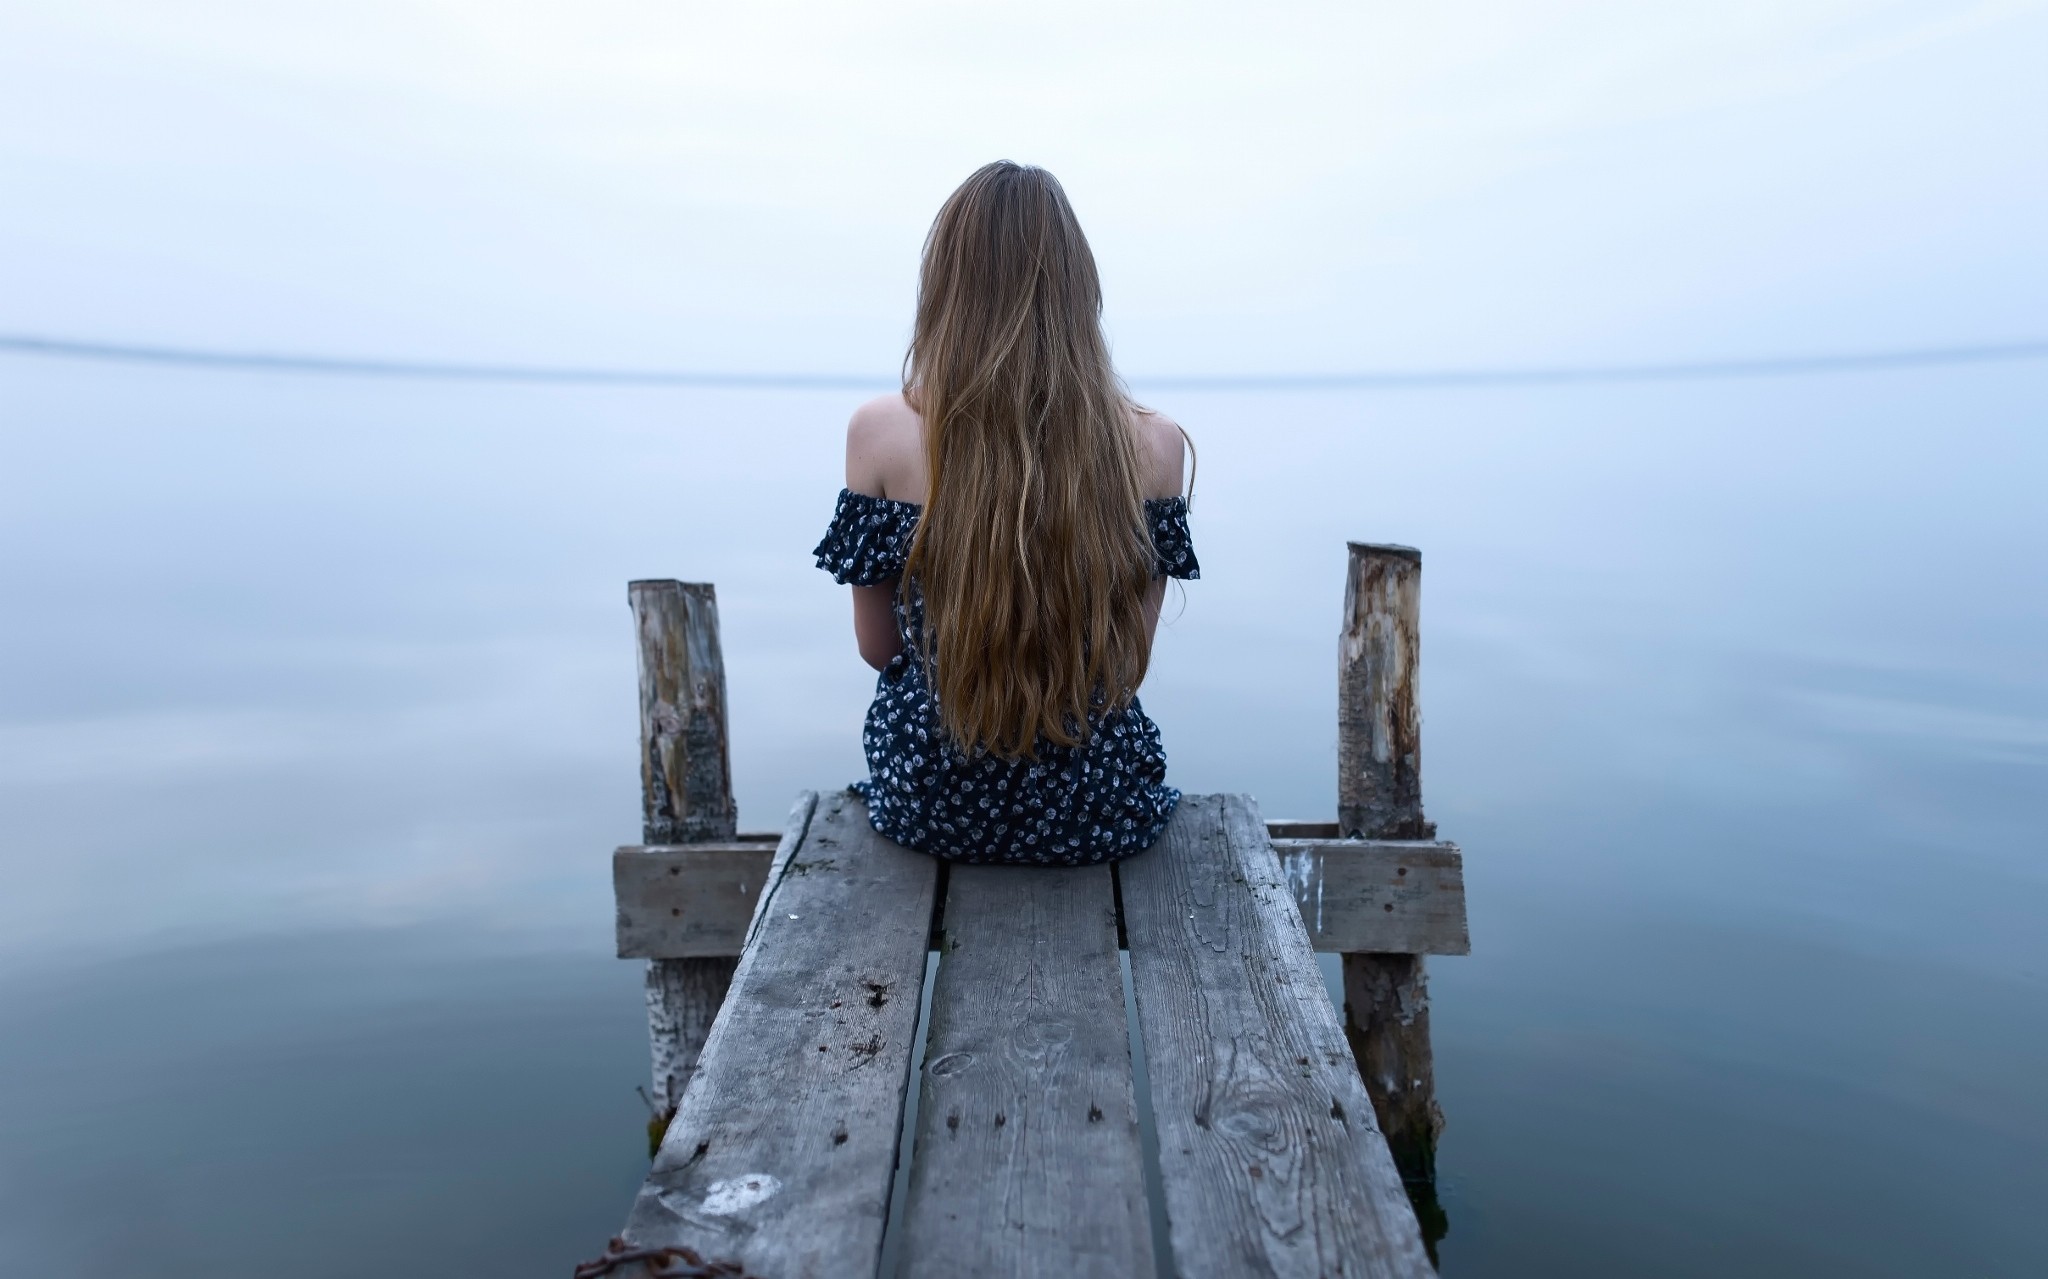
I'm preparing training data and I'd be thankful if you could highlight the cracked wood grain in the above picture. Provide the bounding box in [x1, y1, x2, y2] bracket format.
[620, 791, 940, 1276]
[901, 862, 1152, 1278]
[1118, 793, 1432, 1279]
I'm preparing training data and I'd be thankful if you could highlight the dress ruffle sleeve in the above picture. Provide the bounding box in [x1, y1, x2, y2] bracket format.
[1145, 496, 1200, 580]
[812, 489, 918, 585]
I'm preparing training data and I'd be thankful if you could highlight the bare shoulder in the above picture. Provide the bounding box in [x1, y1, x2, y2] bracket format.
[844, 392, 925, 500]
[1130, 406, 1187, 501]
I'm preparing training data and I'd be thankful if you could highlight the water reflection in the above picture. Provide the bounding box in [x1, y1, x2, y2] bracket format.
[1, 360, 2043, 1274]
[0, 928, 650, 1276]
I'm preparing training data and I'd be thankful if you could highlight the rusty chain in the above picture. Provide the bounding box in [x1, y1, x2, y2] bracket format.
[572, 1236, 764, 1279]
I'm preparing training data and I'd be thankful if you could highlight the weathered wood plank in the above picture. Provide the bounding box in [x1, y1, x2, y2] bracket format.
[615, 844, 774, 960]
[900, 863, 1152, 1278]
[1118, 793, 1432, 1278]
[1272, 839, 1469, 956]
[620, 791, 940, 1275]
[613, 834, 1466, 960]
[642, 795, 815, 1123]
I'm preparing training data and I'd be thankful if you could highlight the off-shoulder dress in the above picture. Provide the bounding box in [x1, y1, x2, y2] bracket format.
[812, 490, 1199, 866]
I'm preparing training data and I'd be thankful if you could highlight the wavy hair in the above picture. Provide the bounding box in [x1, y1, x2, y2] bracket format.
[903, 161, 1156, 759]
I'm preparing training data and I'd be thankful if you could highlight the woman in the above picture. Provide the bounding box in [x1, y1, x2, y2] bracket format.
[812, 161, 1197, 866]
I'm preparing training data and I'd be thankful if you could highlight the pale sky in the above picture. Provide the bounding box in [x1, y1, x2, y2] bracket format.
[3, 0, 2045, 378]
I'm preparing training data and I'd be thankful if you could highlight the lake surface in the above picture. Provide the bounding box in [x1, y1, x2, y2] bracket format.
[2, 357, 2043, 1275]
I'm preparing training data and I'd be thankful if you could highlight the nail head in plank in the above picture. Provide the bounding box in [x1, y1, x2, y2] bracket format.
[902, 863, 1154, 1278]
[1119, 793, 1433, 1278]
[620, 792, 940, 1275]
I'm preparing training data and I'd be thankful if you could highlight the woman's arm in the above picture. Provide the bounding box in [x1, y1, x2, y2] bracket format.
[844, 395, 920, 669]
[852, 584, 903, 670]
[1142, 575, 1168, 648]
[1137, 409, 1188, 649]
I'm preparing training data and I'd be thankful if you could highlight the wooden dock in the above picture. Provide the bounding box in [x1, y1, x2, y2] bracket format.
[594, 544, 1468, 1277]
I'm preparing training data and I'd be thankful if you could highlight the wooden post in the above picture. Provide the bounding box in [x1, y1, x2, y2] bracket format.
[1337, 543, 1445, 1184]
[629, 580, 739, 1134]
[1338, 543, 1433, 844]
[633, 580, 738, 846]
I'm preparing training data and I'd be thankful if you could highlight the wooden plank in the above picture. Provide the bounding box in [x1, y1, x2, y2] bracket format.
[900, 863, 1153, 1278]
[614, 844, 774, 960]
[1272, 839, 1469, 956]
[1119, 793, 1432, 1279]
[640, 796, 813, 1132]
[614, 835, 1467, 961]
[619, 791, 941, 1275]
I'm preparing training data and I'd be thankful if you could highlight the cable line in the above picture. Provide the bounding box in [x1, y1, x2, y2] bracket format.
[3, 332, 2045, 391]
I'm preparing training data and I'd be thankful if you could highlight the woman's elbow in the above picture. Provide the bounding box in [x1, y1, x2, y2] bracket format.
[850, 584, 903, 671]
[857, 635, 902, 671]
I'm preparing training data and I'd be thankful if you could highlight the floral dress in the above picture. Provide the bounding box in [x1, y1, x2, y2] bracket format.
[813, 489, 1200, 866]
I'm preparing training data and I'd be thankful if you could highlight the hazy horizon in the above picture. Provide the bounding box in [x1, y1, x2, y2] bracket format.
[5, 1, 2045, 381]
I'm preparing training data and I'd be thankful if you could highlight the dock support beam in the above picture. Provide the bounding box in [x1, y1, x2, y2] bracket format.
[630, 580, 739, 1135]
[1337, 542, 1446, 1184]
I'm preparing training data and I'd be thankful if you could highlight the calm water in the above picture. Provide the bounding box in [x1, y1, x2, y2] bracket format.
[2, 358, 2044, 1275]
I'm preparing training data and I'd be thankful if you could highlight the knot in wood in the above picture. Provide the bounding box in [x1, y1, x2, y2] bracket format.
[1211, 1098, 1287, 1148]
[1014, 1018, 1075, 1057]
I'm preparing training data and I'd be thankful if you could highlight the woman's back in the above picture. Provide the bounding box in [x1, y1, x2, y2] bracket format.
[814, 160, 1198, 866]
[843, 391, 1186, 511]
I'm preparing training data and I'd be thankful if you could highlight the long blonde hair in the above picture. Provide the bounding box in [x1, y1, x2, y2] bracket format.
[903, 161, 1156, 759]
